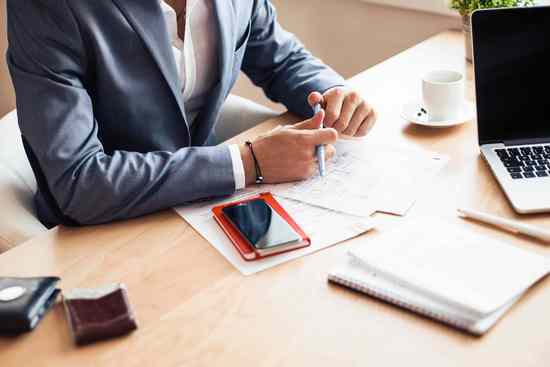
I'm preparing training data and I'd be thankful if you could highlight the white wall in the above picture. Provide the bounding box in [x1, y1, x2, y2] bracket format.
[233, 0, 460, 111]
[362, 0, 456, 16]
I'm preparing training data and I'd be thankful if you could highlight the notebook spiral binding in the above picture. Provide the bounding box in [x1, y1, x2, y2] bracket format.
[328, 267, 475, 332]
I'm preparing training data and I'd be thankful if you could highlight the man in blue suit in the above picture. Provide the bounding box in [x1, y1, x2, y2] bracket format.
[6, 0, 377, 228]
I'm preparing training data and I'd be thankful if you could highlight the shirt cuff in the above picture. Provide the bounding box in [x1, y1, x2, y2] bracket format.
[228, 144, 246, 190]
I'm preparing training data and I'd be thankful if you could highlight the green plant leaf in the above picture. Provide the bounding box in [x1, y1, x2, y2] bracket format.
[450, 0, 536, 17]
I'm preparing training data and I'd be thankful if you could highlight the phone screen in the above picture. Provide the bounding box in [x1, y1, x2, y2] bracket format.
[222, 199, 301, 250]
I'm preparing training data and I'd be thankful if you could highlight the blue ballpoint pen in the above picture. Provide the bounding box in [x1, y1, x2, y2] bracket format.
[313, 104, 326, 177]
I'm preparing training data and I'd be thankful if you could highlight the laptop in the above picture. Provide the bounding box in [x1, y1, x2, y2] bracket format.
[472, 6, 550, 214]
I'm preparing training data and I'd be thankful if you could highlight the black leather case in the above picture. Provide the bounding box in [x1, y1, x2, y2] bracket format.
[0, 277, 61, 334]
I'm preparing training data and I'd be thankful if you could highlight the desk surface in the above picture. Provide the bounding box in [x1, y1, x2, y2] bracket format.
[1, 31, 549, 367]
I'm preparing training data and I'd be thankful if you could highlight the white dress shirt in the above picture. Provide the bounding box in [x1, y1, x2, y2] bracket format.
[160, 0, 246, 190]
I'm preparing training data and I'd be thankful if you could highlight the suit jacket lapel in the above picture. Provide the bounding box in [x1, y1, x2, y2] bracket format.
[213, 0, 234, 92]
[111, 0, 190, 141]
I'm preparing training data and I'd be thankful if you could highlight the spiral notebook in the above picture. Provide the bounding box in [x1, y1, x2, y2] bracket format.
[328, 218, 550, 335]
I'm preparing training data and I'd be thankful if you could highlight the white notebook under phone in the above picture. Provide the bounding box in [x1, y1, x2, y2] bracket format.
[329, 218, 550, 334]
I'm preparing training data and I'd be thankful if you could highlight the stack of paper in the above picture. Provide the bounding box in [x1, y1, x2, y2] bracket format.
[329, 218, 550, 334]
[256, 140, 448, 217]
[174, 141, 449, 275]
[175, 195, 375, 275]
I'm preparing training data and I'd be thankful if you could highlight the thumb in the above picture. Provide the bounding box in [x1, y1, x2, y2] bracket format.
[308, 91, 324, 108]
[292, 109, 324, 130]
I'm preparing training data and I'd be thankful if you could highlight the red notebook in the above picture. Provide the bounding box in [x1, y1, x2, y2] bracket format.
[212, 193, 311, 261]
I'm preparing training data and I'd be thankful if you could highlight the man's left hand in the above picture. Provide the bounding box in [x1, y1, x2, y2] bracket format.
[308, 87, 377, 138]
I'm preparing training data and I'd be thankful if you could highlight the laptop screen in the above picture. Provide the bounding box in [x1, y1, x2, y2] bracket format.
[472, 7, 550, 145]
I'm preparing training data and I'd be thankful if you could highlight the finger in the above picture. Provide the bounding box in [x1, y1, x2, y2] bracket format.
[324, 144, 336, 161]
[305, 162, 319, 179]
[313, 144, 336, 163]
[292, 109, 325, 130]
[305, 127, 338, 146]
[334, 92, 362, 133]
[307, 91, 324, 108]
[324, 89, 345, 128]
[343, 102, 371, 137]
[356, 109, 378, 137]
[268, 125, 284, 133]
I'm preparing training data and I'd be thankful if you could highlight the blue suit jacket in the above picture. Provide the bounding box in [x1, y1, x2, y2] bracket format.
[6, 0, 344, 227]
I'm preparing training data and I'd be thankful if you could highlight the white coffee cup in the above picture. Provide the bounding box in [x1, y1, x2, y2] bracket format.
[422, 70, 465, 121]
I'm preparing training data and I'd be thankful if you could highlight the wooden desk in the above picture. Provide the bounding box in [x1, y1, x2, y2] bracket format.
[1, 31, 549, 367]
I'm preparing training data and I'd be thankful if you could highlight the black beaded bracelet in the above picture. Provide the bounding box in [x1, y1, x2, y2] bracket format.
[245, 141, 264, 184]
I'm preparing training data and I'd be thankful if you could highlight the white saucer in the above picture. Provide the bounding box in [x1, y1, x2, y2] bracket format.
[401, 100, 475, 127]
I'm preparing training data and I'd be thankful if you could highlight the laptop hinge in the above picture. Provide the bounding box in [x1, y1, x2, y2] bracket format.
[502, 138, 550, 146]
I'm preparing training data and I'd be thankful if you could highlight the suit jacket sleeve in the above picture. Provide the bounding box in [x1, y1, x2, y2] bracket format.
[6, 0, 236, 225]
[242, 0, 346, 118]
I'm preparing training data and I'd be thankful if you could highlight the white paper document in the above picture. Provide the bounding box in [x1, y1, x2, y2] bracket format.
[174, 195, 375, 275]
[259, 141, 448, 217]
[173, 140, 446, 275]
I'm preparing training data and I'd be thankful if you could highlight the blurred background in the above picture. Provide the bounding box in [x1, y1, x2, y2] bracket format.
[0, 0, 459, 117]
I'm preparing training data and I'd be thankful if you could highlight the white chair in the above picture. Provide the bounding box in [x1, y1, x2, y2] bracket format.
[215, 94, 279, 143]
[0, 110, 46, 252]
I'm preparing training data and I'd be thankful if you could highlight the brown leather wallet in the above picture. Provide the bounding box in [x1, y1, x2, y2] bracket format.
[63, 284, 137, 345]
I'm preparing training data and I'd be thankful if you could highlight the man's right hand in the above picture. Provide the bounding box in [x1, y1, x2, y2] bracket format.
[239, 110, 338, 185]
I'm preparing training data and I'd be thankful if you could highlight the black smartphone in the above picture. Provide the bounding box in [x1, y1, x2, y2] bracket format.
[222, 198, 303, 256]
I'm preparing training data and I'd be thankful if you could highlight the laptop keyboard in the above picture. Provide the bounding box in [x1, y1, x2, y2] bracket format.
[495, 145, 550, 180]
